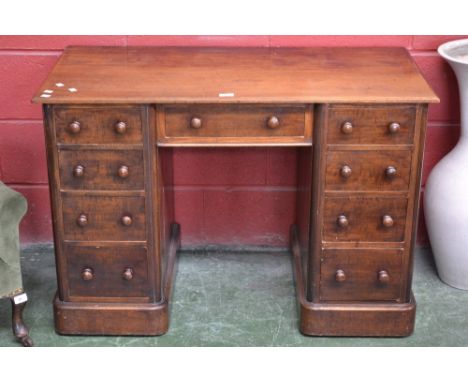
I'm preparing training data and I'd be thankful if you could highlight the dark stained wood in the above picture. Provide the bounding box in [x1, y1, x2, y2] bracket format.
[37, 47, 437, 337]
[62, 194, 146, 241]
[65, 245, 150, 301]
[53, 105, 144, 145]
[159, 104, 311, 146]
[10, 298, 33, 347]
[322, 196, 408, 243]
[290, 224, 415, 337]
[327, 105, 416, 145]
[59, 149, 144, 190]
[32, 47, 439, 104]
[320, 248, 403, 302]
[325, 149, 412, 192]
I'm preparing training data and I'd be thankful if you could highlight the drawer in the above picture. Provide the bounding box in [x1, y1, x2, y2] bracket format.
[65, 245, 150, 300]
[320, 248, 403, 302]
[323, 196, 408, 242]
[54, 106, 144, 144]
[59, 149, 144, 191]
[62, 195, 146, 241]
[325, 150, 411, 191]
[159, 104, 310, 144]
[327, 105, 416, 145]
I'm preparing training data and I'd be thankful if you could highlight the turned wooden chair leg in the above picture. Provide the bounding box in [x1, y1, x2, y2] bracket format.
[10, 297, 33, 347]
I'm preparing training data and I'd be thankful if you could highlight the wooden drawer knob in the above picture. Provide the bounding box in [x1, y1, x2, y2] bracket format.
[115, 121, 127, 134]
[385, 166, 397, 179]
[81, 267, 94, 281]
[378, 270, 390, 284]
[68, 121, 81, 134]
[73, 165, 85, 178]
[388, 122, 401, 134]
[340, 165, 352, 178]
[337, 214, 349, 228]
[382, 214, 394, 228]
[76, 213, 88, 227]
[341, 121, 353, 134]
[267, 116, 280, 129]
[121, 215, 133, 226]
[190, 117, 202, 129]
[122, 268, 134, 281]
[335, 269, 346, 283]
[117, 165, 129, 178]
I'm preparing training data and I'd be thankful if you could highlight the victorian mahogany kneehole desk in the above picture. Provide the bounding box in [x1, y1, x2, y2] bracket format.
[33, 47, 438, 337]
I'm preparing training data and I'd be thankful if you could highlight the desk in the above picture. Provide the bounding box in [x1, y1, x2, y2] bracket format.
[33, 47, 438, 336]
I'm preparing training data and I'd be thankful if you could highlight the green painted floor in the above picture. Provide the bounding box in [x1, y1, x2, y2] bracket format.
[1, 245, 467, 346]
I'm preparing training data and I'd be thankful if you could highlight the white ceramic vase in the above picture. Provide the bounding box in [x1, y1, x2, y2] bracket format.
[425, 39, 468, 290]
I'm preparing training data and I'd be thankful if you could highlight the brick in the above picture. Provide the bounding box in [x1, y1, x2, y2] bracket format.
[412, 53, 460, 122]
[9, 185, 52, 244]
[127, 35, 270, 47]
[0, 121, 47, 184]
[266, 148, 298, 186]
[0, 53, 59, 119]
[203, 189, 296, 246]
[270, 35, 412, 48]
[0, 36, 127, 50]
[422, 124, 459, 186]
[173, 148, 267, 186]
[412, 36, 468, 50]
[174, 189, 204, 247]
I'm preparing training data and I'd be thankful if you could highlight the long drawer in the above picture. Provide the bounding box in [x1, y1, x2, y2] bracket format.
[158, 104, 311, 145]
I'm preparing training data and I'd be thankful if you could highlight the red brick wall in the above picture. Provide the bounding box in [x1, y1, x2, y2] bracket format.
[0, 35, 465, 247]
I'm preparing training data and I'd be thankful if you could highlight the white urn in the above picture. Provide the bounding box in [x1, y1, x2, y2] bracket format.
[425, 39, 468, 289]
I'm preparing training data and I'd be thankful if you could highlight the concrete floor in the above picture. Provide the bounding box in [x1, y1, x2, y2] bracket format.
[1, 245, 467, 346]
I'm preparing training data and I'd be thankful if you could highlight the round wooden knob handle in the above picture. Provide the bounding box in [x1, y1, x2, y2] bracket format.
[267, 116, 280, 129]
[77, 214, 88, 227]
[337, 214, 349, 228]
[81, 268, 94, 281]
[340, 165, 352, 178]
[68, 121, 81, 134]
[385, 166, 397, 179]
[117, 165, 129, 178]
[190, 117, 202, 129]
[378, 270, 390, 284]
[122, 268, 134, 281]
[335, 269, 346, 282]
[73, 165, 85, 178]
[341, 121, 353, 134]
[382, 214, 394, 228]
[115, 121, 127, 134]
[121, 215, 133, 226]
[388, 122, 401, 134]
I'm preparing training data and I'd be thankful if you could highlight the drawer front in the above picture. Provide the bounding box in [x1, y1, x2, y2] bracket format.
[162, 105, 307, 140]
[54, 106, 143, 144]
[320, 248, 403, 302]
[327, 106, 416, 145]
[325, 150, 411, 191]
[323, 196, 408, 242]
[59, 150, 144, 191]
[62, 195, 146, 241]
[65, 245, 150, 299]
